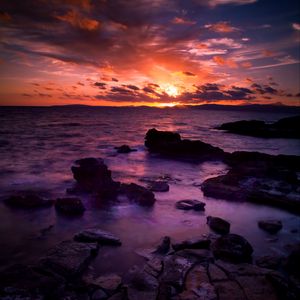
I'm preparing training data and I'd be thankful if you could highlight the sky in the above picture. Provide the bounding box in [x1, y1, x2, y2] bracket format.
[0, 0, 299, 107]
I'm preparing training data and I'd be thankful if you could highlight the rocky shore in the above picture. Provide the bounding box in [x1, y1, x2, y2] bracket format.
[1, 127, 300, 299]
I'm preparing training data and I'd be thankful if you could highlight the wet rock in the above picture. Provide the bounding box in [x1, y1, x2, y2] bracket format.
[39, 240, 99, 278]
[55, 197, 85, 216]
[213, 280, 245, 300]
[120, 183, 156, 206]
[216, 115, 300, 139]
[160, 255, 193, 289]
[145, 128, 225, 160]
[115, 145, 137, 153]
[71, 157, 120, 197]
[0, 264, 62, 299]
[178, 264, 217, 300]
[207, 216, 230, 235]
[4, 194, 53, 209]
[258, 220, 283, 234]
[144, 258, 163, 278]
[92, 289, 108, 300]
[148, 181, 170, 192]
[152, 236, 173, 255]
[256, 255, 283, 270]
[207, 263, 228, 282]
[87, 274, 122, 293]
[211, 234, 253, 263]
[74, 229, 121, 246]
[176, 249, 214, 264]
[173, 238, 211, 251]
[285, 243, 300, 277]
[175, 199, 206, 211]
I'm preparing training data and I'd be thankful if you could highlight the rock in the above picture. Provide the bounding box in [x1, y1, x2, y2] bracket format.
[71, 157, 120, 197]
[145, 128, 225, 160]
[120, 183, 156, 206]
[176, 249, 213, 264]
[0, 264, 62, 299]
[160, 255, 193, 289]
[39, 240, 99, 278]
[144, 258, 163, 278]
[152, 236, 173, 255]
[213, 280, 245, 300]
[175, 199, 206, 211]
[92, 289, 108, 300]
[216, 115, 300, 139]
[87, 274, 122, 293]
[115, 145, 137, 153]
[177, 264, 217, 300]
[4, 194, 53, 209]
[207, 216, 230, 235]
[256, 255, 283, 270]
[172, 238, 211, 251]
[285, 243, 300, 277]
[148, 181, 169, 192]
[55, 197, 85, 215]
[74, 229, 121, 246]
[258, 220, 283, 234]
[207, 263, 228, 282]
[211, 234, 253, 263]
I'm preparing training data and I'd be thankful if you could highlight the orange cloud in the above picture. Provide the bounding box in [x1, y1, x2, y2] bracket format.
[241, 61, 252, 68]
[205, 21, 238, 33]
[171, 17, 196, 25]
[213, 56, 238, 68]
[56, 10, 100, 31]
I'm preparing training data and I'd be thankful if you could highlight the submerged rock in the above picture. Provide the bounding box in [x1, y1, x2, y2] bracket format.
[115, 145, 137, 153]
[39, 240, 99, 278]
[55, 197, 85, 215]
[74, 229, 121, 246]
[211, 234, 253, 263]
[258, 220, 283, 234]
[145, 128, 224, 160]
[120, 183, 156, 206]
[207, 216, 230, 235]
[4, 194, 53, 209]
[175, 199, 206, 211]
[147, 181, 170, 192]
[71, 157, 120, 197]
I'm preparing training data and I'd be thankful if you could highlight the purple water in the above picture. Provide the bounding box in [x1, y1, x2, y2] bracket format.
[0, 106, 299, 275]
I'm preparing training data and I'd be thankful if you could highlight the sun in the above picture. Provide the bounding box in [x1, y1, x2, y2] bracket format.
[164, 84, 179, 97]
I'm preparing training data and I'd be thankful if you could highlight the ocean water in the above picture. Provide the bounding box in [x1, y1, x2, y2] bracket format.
[0, 106, 299, 275]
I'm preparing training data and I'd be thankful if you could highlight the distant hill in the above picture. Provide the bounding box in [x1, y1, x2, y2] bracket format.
[190, 104, 300, 113]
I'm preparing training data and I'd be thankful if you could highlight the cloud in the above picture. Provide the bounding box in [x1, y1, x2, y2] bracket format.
[204, 21, 239, 33]
[251, 55, 299, 70]
[292, 23, 300, 31]
[171, 17, 196, 25]
[206, 0, 257, 7]
[213, 56, 238, 68]
[55, 10, 100, 31]
[182, 71, 196, 76]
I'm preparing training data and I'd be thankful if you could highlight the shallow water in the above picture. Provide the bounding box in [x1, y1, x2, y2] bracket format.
[0, 106, 299, 275]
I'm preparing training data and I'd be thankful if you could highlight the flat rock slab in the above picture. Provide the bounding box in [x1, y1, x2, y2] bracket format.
[175, 200, 206, 211]
[39, 240, 99, 278]
[258, 220, 283, 234]
[173, 238, 211, 251]
[74, 229, 121, 246]
[89, 274, 122, 292]
[207, 216, 230, 235]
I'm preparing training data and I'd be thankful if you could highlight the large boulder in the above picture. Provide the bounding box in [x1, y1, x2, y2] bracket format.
[258, 220, 283, 234]
[39, 240, 99, 278]
[211, 234, 253, 263]
[175, 199, 206, 211]
[207, 216, 230, 234]
[55, 197, 85, 216]
[145, 128, 224, 160]
[4, 194, 53, 209]
[71, 157, 120, 197]
[74, 229, 121, 246]
[120, 183, 156, 206]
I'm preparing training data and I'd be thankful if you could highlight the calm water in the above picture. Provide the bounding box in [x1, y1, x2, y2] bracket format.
[0, 106, 299, 275]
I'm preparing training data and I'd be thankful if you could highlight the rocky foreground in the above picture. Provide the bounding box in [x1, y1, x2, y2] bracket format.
[216, 115, 300, 139]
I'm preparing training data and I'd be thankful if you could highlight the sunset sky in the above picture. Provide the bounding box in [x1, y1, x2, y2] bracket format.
[0, 0, 299, 106]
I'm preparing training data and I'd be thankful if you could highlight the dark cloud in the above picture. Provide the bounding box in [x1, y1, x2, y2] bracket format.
[124, 84, 140, 90]
[182, 71, 196, 76]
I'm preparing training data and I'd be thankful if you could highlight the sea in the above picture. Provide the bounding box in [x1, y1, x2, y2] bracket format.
[0, 106, 299, 275]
